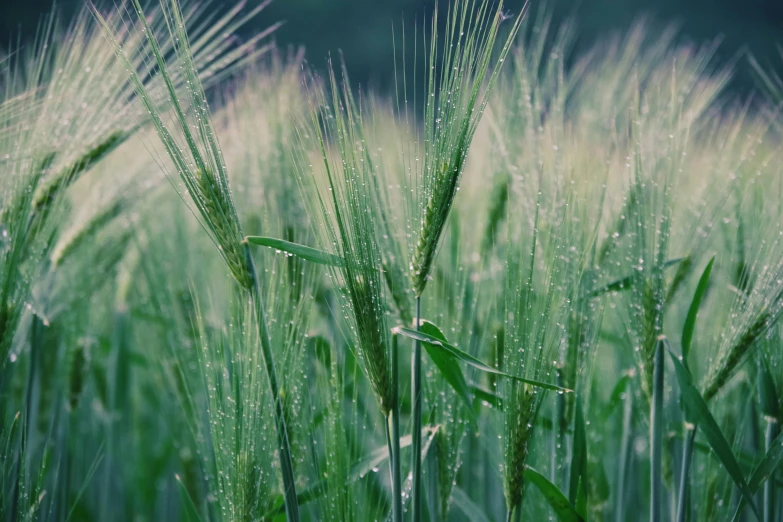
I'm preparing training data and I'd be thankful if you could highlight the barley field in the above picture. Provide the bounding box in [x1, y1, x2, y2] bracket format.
[1, 1, 782, 521]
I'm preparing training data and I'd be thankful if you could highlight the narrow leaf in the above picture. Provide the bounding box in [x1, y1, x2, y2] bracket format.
[397, 327, 571, 393]
[600, 373, 632, 421]
[731, 428, 783, 521]
[668, 350, 761, 521]
[418, 320, 475, 414]
[245, 236, 345, 267]
[524, 466, 584, 522]
[175, 474, 204, 522]
[682, 256, 715, 366]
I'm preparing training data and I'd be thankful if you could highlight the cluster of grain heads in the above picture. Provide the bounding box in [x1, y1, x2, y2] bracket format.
[8, 0, 783, 518]
[92, 0, 302, 519]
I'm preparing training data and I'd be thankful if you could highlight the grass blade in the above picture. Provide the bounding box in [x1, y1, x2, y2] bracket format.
[244, 236, 345, 267]
[525, 466, 585, 522]
[681, 256, 715, 365]
[668, 348, 762, 521]
[731, 427, 783, 522]
[676, 427, 697, 522]
[418, 320, 474, 412]
[397, 327, 571, 393]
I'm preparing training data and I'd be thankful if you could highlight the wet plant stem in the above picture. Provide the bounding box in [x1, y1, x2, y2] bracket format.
[245, 245, 299, 522]
[763, 419, 778, 522]
[387, 333, 403, 522]
[412, 295, 423, 522]
[676, 425, 697, 522]
[651, 339, 665, 522]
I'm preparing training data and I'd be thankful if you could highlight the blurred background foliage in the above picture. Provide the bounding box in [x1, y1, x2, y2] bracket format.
[2, 0, 782, 96]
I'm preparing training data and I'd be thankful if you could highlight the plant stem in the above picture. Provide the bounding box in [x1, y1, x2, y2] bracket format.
[651, 338, 665, 522]
[616, 376, 633, 522]
[412, 295, 423, 522]
[556, 368, 566, 487]
[676, 424, 696, 522]
[11, 316, 43, 520]
[245, 245, 299, 522]
[387, 333, 403, 522]
[763, 419, 778, 522]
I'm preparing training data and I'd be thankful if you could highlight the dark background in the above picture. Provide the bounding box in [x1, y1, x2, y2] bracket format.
[2, 0, 782, 95]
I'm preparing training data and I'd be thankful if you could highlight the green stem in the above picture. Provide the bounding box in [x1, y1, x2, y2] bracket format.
[387, 333, 403, 522]
[412, 296, 423, 522]
[615, 377, 633, 522]
[246, 246, 299, 522]
[556, 368, 566, 488]
[11, 316, 43, 521]
[763, 420, 778, 522]
[676, 425, 696, 522]
[651, 338, 665, 522]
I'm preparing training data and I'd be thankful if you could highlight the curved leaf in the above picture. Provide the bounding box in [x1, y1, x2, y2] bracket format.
[245, 236, 345, 267]
[731, 427, 783, 521]
[524, 466, 584, 522]
[396, 327, 571, 393]
[418, 320, 474, 413]
[668, 350, 761, 521]
[681, 256, 714, 366]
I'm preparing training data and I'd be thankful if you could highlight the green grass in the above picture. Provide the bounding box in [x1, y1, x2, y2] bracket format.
[2, 1, 783, 521]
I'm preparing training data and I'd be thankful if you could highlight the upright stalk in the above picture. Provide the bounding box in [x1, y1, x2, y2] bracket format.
[11, 316, 43, 520]
[556, 368, 566, 487]
[763, 419, 778, 522]
[245, 246, 299, 522]
[387, 333, 403, 522]
[412, 296, 423, 522]
[650, 338, 665, 522]
[615, 383, 633, 522]
[676, 425, 696, 522]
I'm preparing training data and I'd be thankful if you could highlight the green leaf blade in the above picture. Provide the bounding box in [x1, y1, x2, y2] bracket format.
[418, 321, 475, 413]
[681, 256, 715, 365]
[668, 350, 761, 521]
[524, 466, 585, 522]
[396, 327, 571, 393]
[245, 236, 345, 267]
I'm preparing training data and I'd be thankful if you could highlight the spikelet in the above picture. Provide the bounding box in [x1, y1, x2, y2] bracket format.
[408, 0, 523, 297]
[503, 384, 538, 511]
